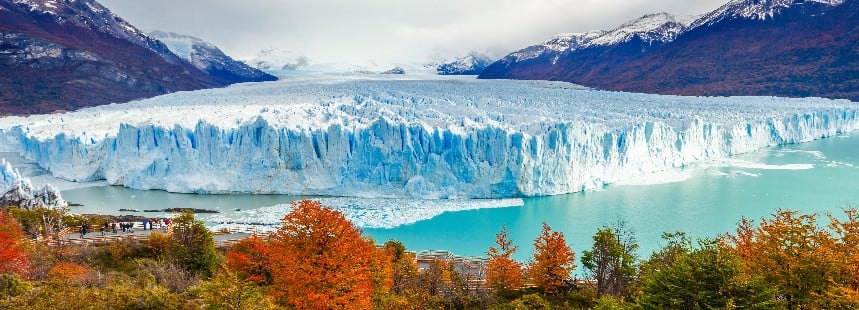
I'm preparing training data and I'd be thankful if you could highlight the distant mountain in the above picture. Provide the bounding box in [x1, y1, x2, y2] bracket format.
[150, 31, 276, 84]
[245, 47, 310, 71]
[480, 0, 859, 101]
[481, 12, 695, 81]
[0, 0, 244, 115]
[434, 52, 495, 75]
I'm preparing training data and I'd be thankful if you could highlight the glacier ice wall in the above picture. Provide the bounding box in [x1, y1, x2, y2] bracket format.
[1, 76, 858, 198]
[4, 111, 858, 198]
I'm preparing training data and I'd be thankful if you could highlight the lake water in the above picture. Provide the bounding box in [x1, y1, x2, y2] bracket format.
[4, 134, 859, 261]
[365, 134, 859, 261]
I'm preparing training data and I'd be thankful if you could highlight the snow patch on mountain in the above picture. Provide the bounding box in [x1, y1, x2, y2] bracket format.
[150, 31, 276, 83]
[509, 31, 604, 62]
[150, 31, 203, 61]
[589, 12, 696, 46]
[510, 12, 696, 62]
[1, 75, 858, 199]
[690, 0, 846, 28]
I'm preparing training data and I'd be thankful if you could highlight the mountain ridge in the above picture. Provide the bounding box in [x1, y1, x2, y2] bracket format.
[480, 0, 858, 101]
[150, 31, 277, 85]
[0, 0, 269, 115]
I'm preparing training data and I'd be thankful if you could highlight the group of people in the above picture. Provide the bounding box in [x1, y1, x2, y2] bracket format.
[141, 218, 171, 230]
[78, 218, 174, 238]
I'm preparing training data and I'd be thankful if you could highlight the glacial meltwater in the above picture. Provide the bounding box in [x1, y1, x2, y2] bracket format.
[5, 133, 859, 261]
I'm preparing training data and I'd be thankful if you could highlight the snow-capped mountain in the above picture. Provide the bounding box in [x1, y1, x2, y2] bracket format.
[433, 52, 495, 75]
[690, 0, 844, 28]
[150, 31, 276, 84]
[0, 0, 257, 115]
[589, 13, 695, 47]
[501, 13, 691, 65]
[3, 0, 182, 64]
[245, 47, 310, 71]
[481, 0, 858, 101]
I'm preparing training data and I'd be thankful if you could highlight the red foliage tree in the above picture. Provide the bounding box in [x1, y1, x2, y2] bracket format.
[226, 235, 271, 284]
[267, 200, 376, 309]
[529, 222, 575, 294]
[0, 212, 30, 277]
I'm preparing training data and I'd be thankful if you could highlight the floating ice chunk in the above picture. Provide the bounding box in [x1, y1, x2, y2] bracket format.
[207, 197, 525, 229]
[716, 158, 814, 170]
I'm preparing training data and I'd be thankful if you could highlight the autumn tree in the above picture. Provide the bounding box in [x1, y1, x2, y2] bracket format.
[729, 210, 838, 309]
[529, 222, 575, 294]
[8, 206, 68, 239]
[486, 226, 524, 292]
[168, 211, 218, 277]
[639, 238, 777, 309]
[197, 264, 279, 310]
[48, 262, 92, 284]
[581, 225, 638, 297]
[827, 207, 859, 306]
[267, 200, 377, 309]
[225, 235, 271, 284]
[0, 212, 30, 278]
[383, 240, 418, 295]
[376, 240, 429, 309]
[368, 241, 394, 305]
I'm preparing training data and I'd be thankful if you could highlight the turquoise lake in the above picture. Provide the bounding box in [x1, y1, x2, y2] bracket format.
[11, 133, 858, 261]
[364, 134, 859, 260]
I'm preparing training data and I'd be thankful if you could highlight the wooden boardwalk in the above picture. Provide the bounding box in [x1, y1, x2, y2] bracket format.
[38, 224, 271, 248]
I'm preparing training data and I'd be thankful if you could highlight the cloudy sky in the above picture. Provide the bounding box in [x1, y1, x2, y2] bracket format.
[100, 0, 728, 65]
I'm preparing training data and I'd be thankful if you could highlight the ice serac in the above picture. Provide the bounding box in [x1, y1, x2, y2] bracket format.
[1, 77, 858, 199]
[1, 158, 67, 208]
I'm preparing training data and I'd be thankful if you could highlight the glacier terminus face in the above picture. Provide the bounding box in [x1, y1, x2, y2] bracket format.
[0, 74, 857, 199]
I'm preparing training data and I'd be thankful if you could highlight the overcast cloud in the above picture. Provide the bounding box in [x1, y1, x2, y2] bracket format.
[99, 0, 728, 65]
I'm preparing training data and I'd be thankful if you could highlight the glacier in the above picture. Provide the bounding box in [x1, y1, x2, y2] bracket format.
[0, 74, 858, 199]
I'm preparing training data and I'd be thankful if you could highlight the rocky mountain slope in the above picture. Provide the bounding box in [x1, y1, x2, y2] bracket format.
[150, 31, 276, 85]
[0, 0, 266, 115]
[481, 0, 859, 101]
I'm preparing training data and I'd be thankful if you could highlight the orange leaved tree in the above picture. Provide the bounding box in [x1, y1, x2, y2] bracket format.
[828, 208, 859, 304]
[0, 212, 30, 277]
[48, 262, 91, 283]
[226, 235, 272, 284]
[529, 222, 575, 294]
[486, 226, 524, 292]
[267, 200, 377, 309]
[729, 210, 837, 309]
